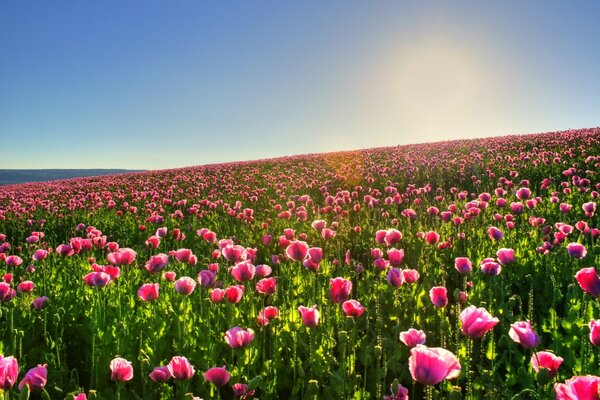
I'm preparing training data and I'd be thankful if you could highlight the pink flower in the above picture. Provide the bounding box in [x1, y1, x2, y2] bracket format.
[554, 375, 600, 400]
[0, 355, 19, 390]
[329, 277, 352, 303]
[480, 258, 501, 276]
[32, 296, 49, 310]
[83, 272, 112, 288]
[402, 269, 420, 283]
[5, 255, 23, 267]
[311, 220, 326, 232]
[171, 248, 198, 266]
[197, 269, 216, 288]
[110, 357, 133, 381]
[509, 321, 540, 349]
[56, 244, 75, 257]
[149, 365, 172, 383]
[307, 247, 323, 264]
[232, 383, 255, 398]
[429, 286, 448, 308]
[400, 328, 426, 347]
[575, 267, 600, 297]
[225, 327, 255, 349]
[163, 271, 176, 282]
[32, 249, 48, 262]
[298, 305, 320, 327]
[460, 305, 499, 338]
[531, 351, 563, 378]
[384, 229, 402, 245]
[567, 243, 587, 259]
[225, 285, 244, 303]
[387, 248, 404, 267]
[73, 393, 87, 400]
[0, 283, 16, 302]
[144, 254, 169, 273]
[204, 367, 230, 386]
[17, 280, 35, 293]
[386, 268, 404, 287]
[168, 356, 195, 380]
[18, 364, 47, 391]
[231, 261, 256, 282]
[487, 226, 504, 241]
[222, 245, 246, 263]
[255, 264, 272, 278]
[210, 288, 225, 303]
[454, 257, 472, 274]
[496, 248, 515, 265]
[425, 231, 440, 245]
[286, 241, 309, 261]
[107, 248, 137, 265]
[256, 277, 277, 295]
[174, 277, 196, 295]
[408, 345, 461, 385]
[342, 300, 364, 318]
[589, 320, 600, 346]
[137, 283, 159, 301]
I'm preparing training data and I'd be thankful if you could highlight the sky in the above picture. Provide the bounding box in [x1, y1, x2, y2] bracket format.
[1, 1, 599, 170]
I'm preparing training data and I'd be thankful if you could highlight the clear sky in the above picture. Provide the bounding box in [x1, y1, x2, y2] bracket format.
[1, 1, 599, 169]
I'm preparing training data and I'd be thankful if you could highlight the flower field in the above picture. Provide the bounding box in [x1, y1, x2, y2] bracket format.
[0, 128, 599, 399]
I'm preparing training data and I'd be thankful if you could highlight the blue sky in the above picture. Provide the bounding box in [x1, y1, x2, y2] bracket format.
[1, 1, 599, 169]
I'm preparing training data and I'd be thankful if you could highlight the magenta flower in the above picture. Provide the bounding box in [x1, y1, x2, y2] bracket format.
[286, 241, 309, 261]
[144, 254, 169, 273]
[298, 305, 320, 327]
[137, 283, 160, 301]
[408, 345, 461, 385]
[496, 248, 515, 265]
[454, 257, 472, 274]
[575, 267, 600, 297]
[168, 356, 195, 380]
[0, 355, 19, 390]
[509, 321, 540, 349]
[402, 269, 420, 283]
[386, 268, 404, 288]
[204, 367, 230, 387]
[567, 243, 587, 259]
[342, 300, 364, 318]
[32, 296, 49, 310]
[487, 226, 504, 241]
[554, 375, 600, 399]
[210, 288, 225, 303]
[198, 270, 217, 288]
[0, 283, 16, 302]
[589, 320, 600, 346]
[429, 286, 448, 308]
[149, 365, 172, 383]
[399, 328, 426, 347]
[225, 327, 255, 349]
[425, 231, 440, 245]
[531, 351, 563, 378]
[110, 357, 133, 381]
[174, 277, 197, 295]
[460, 305, 499, 338]
[18, 364, 47, 391]
[329, 277, 352, 303]
[83, 272, 112, 288]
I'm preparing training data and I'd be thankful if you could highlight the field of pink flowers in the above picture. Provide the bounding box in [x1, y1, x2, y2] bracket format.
[0, 128, 599, 399]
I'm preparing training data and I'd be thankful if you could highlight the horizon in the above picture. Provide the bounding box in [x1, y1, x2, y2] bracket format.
[2, 2, 600, 169]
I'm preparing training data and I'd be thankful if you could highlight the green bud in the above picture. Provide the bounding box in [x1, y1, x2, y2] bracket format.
[536, 368, 552, 385]
[19, 384, 30, 400]
[247, 375, 263, 391]
[374, 345, 383, 358]
[391, 379, 400, 395]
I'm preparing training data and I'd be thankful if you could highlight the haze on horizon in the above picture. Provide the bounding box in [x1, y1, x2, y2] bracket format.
[1, 1, 599, 170]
